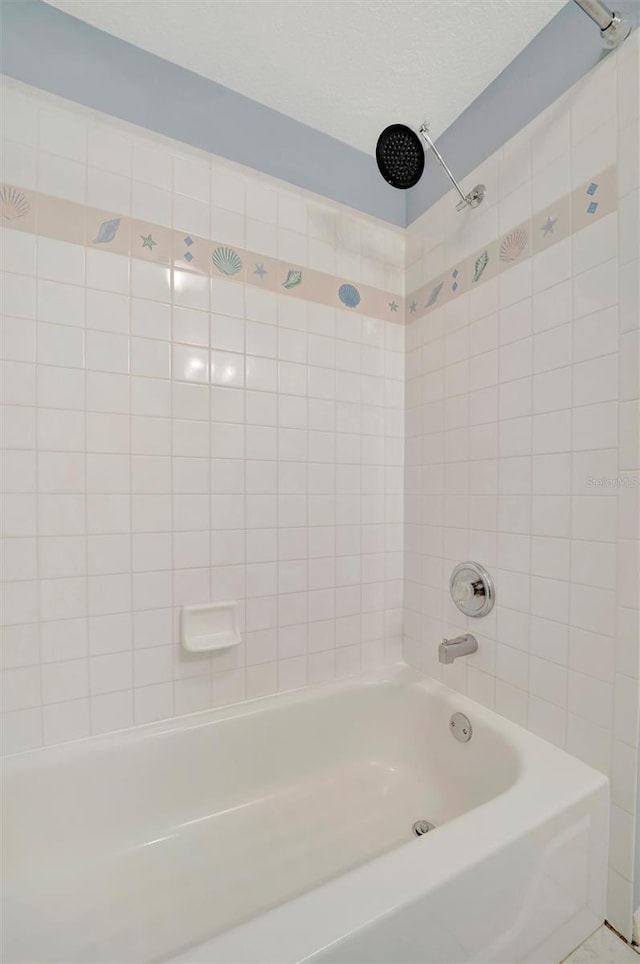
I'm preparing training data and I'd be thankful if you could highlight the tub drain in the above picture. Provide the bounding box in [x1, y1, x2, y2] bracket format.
[412, 820, 435, 837]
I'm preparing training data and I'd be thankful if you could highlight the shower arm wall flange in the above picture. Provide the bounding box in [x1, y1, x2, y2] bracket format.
[418, 124, 486, 211]
[572, 0, 631, 47]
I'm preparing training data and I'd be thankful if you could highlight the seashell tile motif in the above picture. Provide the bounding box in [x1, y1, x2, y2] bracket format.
[0, 185, 30, 221]
[425, 281, 443, 308]
[499, 229, 528, 264]
[282, 269, 302, 289]
[473, 250, 489, 283]
[338, 283, 360, 308]
[212, 246, 242, 276]
[92, 218, 121, 244]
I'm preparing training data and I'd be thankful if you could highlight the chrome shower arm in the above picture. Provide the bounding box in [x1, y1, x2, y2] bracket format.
[574, 0, 615, 29]
[418, 123, 486, 211]
[572, 0, 631, 46]
[418, 124, 468, 206]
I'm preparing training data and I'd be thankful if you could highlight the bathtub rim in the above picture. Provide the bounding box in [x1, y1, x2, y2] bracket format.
[165, 670, 608, 962]
[3, 663, 610, 964]
[1, 663, 526, 763]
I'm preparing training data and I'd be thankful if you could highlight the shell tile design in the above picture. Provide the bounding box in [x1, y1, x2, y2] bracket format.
[473, 250, 489, 283]
[499, 229, 528, 264]
[282, 269, 302, 289]
[338, 283, 361, 308]
[0, 185, 30, 221]
[212, 246, 242, 276]
[425, 281, 443, 308]
[92, 218, 121, 244]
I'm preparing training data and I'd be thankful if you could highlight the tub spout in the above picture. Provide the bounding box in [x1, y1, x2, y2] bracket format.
[439, 633, 478, 664]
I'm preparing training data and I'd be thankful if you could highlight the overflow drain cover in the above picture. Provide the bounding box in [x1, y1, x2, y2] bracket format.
[412, 820, 435, 837]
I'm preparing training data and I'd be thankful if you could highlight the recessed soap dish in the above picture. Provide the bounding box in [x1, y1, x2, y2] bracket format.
[180, 602, 241, 653]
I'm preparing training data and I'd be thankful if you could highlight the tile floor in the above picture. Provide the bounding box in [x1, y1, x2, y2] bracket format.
[563, 925, 639, 963]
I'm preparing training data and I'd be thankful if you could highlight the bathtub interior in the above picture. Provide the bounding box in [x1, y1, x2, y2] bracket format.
[3, 672, 521, 963]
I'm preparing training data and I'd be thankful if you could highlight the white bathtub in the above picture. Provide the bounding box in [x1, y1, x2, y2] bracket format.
[3, 666, 608, 964]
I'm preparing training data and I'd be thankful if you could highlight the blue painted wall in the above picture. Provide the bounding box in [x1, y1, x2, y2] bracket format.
[0, 0, 405, 226]
[1, 0, 637, 226]
[406, 0, 639, 224]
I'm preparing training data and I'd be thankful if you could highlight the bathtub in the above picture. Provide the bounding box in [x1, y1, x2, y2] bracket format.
[3, 666, 608, 964]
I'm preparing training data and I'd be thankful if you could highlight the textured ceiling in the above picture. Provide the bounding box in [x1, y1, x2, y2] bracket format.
[44, 0, 565, 154]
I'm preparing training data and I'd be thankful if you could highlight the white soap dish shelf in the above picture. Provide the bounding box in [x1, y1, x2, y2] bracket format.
[180, 602, 241, 653]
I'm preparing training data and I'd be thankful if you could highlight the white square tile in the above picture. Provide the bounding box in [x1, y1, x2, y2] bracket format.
[572, 402, 618, 451]
[87, 167, 130, 214]
[38, 153, 86, 202]
[37, 322, 84, 369]
[130, 337, 170, 378]
[568, 670, 613, 730]
[35, 412, 83, 470]
[173, 155, 210, 202]
[87, 126, 131, 176]
[567, 712, 611, 774]
[172, 345, 209, 384]
[132, 181, 171, 226]
[569, 625, 614, 683]
[573, 258, 619, 320]
[533, 324, 572, 374]
[38, 279, 85, 328]
[41, 659, 88, 704]
[90, 690, 134, 735]
[531, 575, 569, 623]
[570, 583, 616, 637]
[43, 698, 90, 745]
[528, 695, 567, 748]
[86, 330, 129, 374]
[2, 360, 36, 407]
[573, 353, 618, 406]
[173, 307, 210, 348]
[572, 213, 618, 275]
[86, 289, 129, 334]
[529, 656, 568, 708]
[86, 255, 129, 297]
[210, 350, 244, 388]
[37, 237, 85, 286]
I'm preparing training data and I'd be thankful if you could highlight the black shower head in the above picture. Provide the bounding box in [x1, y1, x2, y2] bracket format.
[376, 124, 425, 190]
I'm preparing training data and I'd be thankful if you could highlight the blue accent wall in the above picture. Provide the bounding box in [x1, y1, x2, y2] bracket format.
[0, 0, 405, 226]
[1, 0, 637, 226]
[406, 1, 639, 224]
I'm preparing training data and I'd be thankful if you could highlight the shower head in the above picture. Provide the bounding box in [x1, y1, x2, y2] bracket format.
[376, 124, 425, 190]
[376, 121, 486, 212]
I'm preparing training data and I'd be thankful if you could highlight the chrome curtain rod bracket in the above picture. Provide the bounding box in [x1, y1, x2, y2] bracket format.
[418, 123, 486, 211]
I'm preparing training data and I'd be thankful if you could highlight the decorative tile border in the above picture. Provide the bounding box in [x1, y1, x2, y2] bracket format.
[408, 165, 617, 321]
[0, 184, 405, 324]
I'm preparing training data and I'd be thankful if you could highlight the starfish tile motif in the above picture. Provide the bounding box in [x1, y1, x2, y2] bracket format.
[254, 263, 267, 278]
[389, 300, 399, 313]
[541, 216, 557, 236]
[140, 233, 157, 250]
[409, 301, 417, 313]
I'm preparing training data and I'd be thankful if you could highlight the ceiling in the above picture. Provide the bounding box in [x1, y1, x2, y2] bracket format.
[45, 0, 565, 155]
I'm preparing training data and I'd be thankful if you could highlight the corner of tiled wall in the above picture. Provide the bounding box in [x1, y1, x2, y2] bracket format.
[402, 31, 639, 939]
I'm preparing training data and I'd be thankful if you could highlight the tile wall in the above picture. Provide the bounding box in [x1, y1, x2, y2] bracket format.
[0, 79, 405, 752]
[1, 28, 638, 943]
[402, 35, 639, 938]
